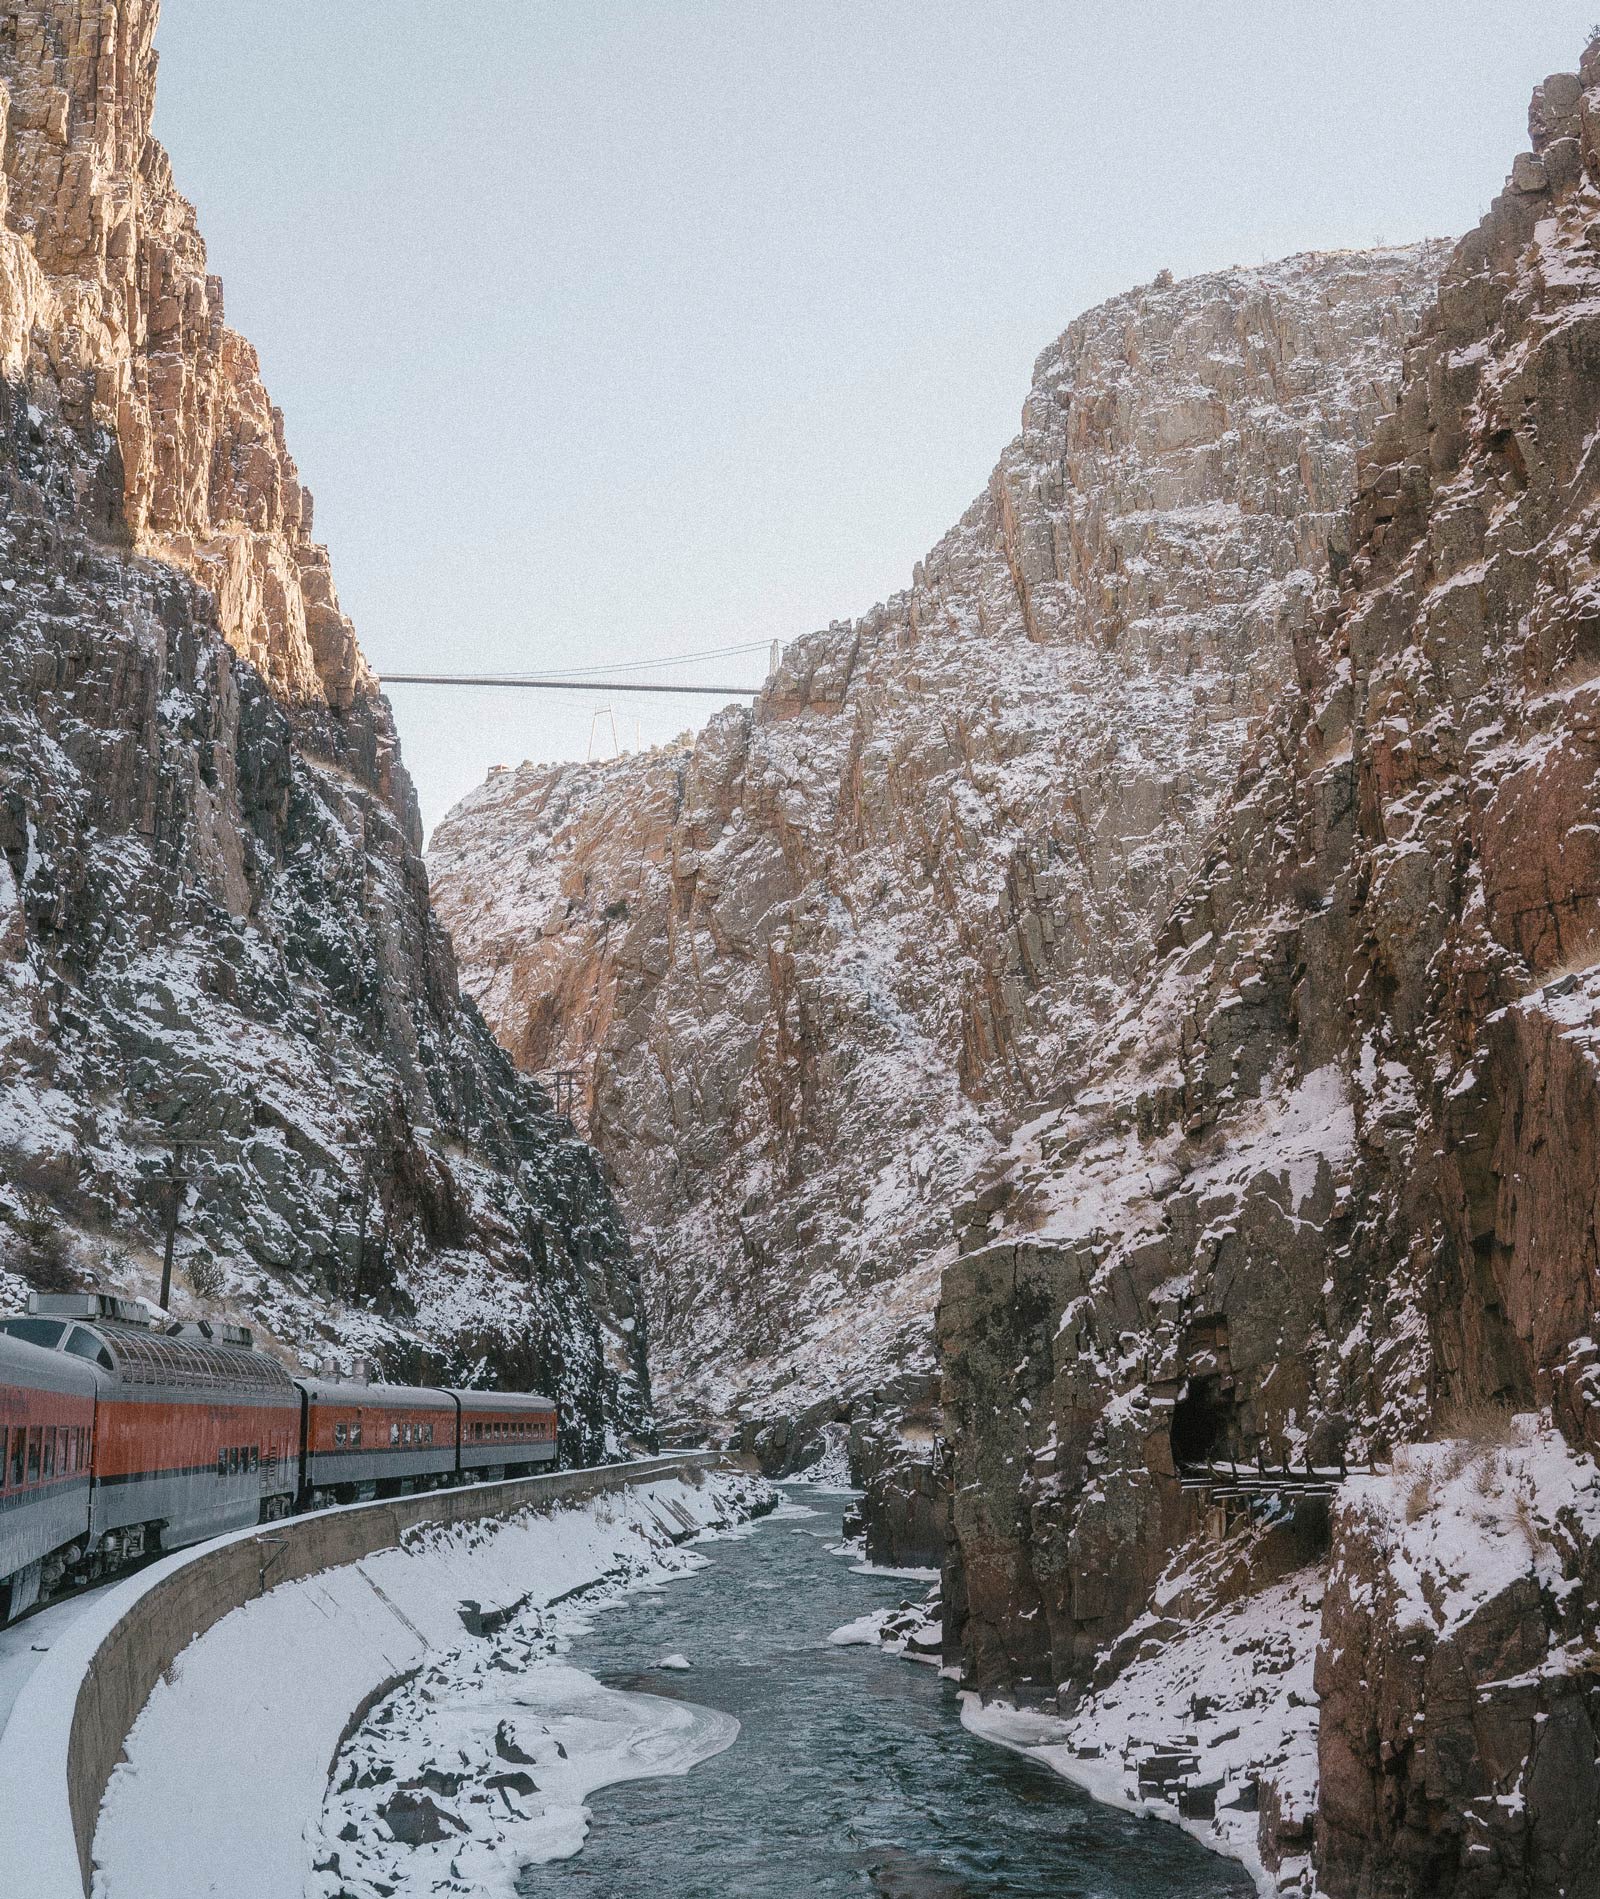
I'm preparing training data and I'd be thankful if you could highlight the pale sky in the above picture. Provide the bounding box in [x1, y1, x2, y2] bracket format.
[152, 2, 1598, 837]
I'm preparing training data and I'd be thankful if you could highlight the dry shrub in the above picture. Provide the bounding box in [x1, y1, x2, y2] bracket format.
[186, 1252, 224, 1300]
[0, 1201, 78, 1293]
[1406, 1472, 1434, 1523]
[1529, 922, 1600, 991]
[1565, 1642, 1600, 1682]
[1436, 1397, 1519, 1448]
[1511, 1490, 1542, 1554]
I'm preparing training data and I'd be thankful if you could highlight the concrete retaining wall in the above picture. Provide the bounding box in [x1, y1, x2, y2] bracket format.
[0, 1452, 721, 1898]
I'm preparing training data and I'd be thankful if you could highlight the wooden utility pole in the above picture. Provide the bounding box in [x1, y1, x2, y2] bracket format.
[352, 1148, 374, 1304]
[158, 1141, 185, 1313]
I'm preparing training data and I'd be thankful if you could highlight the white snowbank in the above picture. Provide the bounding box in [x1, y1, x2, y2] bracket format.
[787, 1421, 856, 1492]
[1335, 1411, 1600, 1642]
[90, 1471, 769, 1899]
[828, 1590, 942, 1665]
[957, 1564, 1322, 1897]
[313, 1663, 736, 1895]
[959, 1564, 1322, 1895]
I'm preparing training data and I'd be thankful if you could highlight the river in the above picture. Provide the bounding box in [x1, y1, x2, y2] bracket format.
[519, 1486, 1253, 1898]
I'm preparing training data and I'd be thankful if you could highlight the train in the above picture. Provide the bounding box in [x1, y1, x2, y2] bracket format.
[0, 1290, 559, 1623]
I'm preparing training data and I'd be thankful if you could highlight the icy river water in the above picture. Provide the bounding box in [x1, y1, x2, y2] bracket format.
[520, 1487, 1252, 1899]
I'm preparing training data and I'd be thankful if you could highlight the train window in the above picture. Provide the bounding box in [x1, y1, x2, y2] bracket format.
[217, 1448, 227, 1477]
[249, 1446, 259, 1473]
[352, 1420, 363, 1446]
[334, 1422, 347, 1446]
[389, 1421, 400, 1446]
[64, 1327, 113, 1370]
[1, 1427, 11, 1488]
[27, 1427, 41, 1482]
[402, 1422, 412, 1446]
[0, 1318, 67, 1350]
[424, 1422, 433, 1445]
[41, 1431, 53, 1480]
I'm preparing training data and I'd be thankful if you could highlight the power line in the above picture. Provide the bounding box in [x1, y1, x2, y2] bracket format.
[516, 638, 773, 679]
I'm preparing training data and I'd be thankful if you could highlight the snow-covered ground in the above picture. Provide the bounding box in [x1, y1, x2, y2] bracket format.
[958, 1566, 1323, 1897]
[829, 1590, 943, 1663]
[828, 1552, 1317, 1893]
[937, 1414, 1600, 1898]
[0, 1580, 114, 1733]
[90, 1470, 771, 1899]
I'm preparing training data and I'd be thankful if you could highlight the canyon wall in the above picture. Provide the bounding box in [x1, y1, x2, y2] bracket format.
[431, 241, 1446, 1475]
[0, 1, 650, 1455]
[938, 52, 1600, 1893]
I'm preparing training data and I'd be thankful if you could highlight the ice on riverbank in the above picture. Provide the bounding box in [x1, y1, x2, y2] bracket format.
[829, 1589, 942, 1665]
[315, 1662, 737, 1896]
[91, 1470, 772, 1899]
[958, 1566, 1322, 1896]
[789, 1422, 855, 1492]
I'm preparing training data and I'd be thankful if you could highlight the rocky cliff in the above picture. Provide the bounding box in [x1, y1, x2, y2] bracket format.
[430, 241, 1445, 1486]
[939, 50, 1600, 1893]
[0, 1, 650, 1456]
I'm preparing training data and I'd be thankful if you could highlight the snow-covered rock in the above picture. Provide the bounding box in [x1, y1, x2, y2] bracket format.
[430, 241, 1446, 1460]
[0, 3, 648, 1446]
[939, 37, 1600, 1897]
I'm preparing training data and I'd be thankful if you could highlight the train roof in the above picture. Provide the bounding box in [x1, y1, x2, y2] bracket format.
[294, 1379, 455, 1411]
[0, 1327, 102, 1399]
[448, 1387, 556, 1413]
[2, 1294, 293, 1398]
[88, 1322, 297, 1398]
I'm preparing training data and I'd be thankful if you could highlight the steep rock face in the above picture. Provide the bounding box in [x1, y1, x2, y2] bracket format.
[431, 245, 1445, 1456]
[939, 49, 1600, 1891]
[0, 0, 649, 1455]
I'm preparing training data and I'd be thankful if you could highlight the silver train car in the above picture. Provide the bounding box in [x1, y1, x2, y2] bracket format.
[0, 1292, 563, 1623]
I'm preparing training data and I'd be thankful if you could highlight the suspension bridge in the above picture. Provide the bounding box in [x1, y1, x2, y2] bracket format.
[378, 637, 780, 700]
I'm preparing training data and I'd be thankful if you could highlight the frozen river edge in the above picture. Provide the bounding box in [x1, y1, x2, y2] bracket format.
[85, 1468, 772, 1899]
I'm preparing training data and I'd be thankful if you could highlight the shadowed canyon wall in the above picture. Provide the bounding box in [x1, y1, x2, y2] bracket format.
[0, 1, 649, 1455]
[939, 51, 1600, 1893]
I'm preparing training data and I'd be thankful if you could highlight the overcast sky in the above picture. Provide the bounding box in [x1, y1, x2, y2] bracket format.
[153, 3, 1598, 838]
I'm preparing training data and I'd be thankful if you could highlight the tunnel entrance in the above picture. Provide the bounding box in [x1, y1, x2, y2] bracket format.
[1169, 1374, 1237, 1467]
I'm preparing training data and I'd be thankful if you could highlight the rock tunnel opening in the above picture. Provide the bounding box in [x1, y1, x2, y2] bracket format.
[1169, 1374, 1239, 1467]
